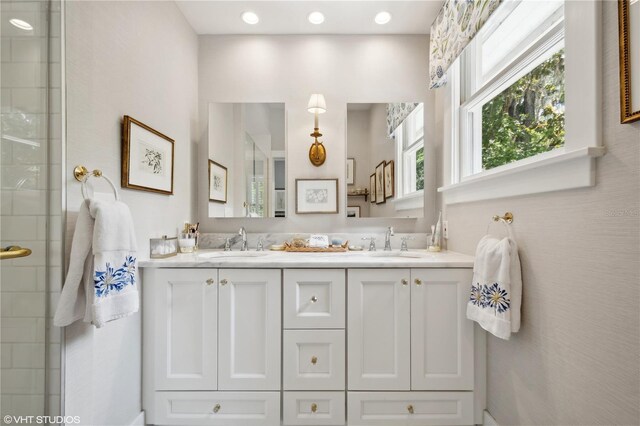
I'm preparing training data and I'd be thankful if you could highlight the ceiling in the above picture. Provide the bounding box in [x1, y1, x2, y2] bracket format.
[175, 1, 444, 35]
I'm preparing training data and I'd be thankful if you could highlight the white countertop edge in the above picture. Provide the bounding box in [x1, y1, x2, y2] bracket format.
[138, 250, 475, 269]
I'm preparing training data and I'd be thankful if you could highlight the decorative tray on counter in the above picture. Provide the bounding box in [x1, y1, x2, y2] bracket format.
[284, 241, 349, 253]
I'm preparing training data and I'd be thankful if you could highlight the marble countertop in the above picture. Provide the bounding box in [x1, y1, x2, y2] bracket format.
[139, 249, 474, 268]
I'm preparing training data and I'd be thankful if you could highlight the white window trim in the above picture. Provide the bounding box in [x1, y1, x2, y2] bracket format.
[394, 104, 425, 205]
[392, 190, 424, 211]
[439, 0, 605, 204]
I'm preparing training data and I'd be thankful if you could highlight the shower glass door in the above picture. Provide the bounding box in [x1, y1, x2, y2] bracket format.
[1, 0, 63, 421]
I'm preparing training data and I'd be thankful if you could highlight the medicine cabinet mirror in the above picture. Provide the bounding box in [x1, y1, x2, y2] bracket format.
[346, 103, 425, 219]
[207, 102, 286, 218]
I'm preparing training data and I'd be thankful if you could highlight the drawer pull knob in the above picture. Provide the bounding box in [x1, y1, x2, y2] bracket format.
[401, 279, 408, 286]
[310, 295, 318, 303]
[414, 278, 422, 285]
[220, 279, 228, 285]
[311, 403, 318, 413]
[311, 356, 318, 365]
[206, 278, 214, 285]
[407, 404, 414, 414]
[213, 404, 221, 413]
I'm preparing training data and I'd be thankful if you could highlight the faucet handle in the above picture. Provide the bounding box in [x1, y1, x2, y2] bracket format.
[362, 236, 376, 251]
[256, 236, 264, 251]
[400, 236, 414, 252]
[215, 237, 232, 251]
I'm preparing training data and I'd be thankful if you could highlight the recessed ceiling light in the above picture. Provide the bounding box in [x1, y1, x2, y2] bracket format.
[241, 11, 259, 25]
[374, 11, 392, 25]
[308, 11, 325, 25]
[9, 18, 33, 31]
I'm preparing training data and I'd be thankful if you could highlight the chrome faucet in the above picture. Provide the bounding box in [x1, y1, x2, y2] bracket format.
[362, 236, 376, 251]
[384, 227, 394, 251]
[238, 227, 248, 251]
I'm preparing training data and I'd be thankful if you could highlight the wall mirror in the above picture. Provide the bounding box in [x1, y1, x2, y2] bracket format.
[346, 103, 425, 218]
[619, 0, 640, 123]
[207, 103, 286, 218]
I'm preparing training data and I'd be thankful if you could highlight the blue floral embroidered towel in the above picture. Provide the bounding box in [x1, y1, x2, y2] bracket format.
[466, 235, 522, 340]
[54, 199, 138, 328]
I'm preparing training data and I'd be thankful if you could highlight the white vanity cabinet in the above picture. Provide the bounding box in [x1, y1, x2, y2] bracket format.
[142, 261, 480, 426]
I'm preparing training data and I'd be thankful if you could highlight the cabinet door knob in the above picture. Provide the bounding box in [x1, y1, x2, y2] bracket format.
[311, 403, 318, 413]
[414, 278, 422, 286]
[213, 404, 221, 413]
[401, 279, 408, 286]
[407, 404, 414, 414]
[311, 356, 318, 365]
[206, 278, 214, 285]
[220, 279, 228, 285]
[310, 295, 318, 303]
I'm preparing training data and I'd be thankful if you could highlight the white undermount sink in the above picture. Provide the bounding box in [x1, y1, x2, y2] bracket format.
[341, 250, 430, 259]
[197, 251, 271, 259]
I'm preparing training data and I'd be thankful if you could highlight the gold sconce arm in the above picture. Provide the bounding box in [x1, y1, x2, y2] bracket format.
[0, 246, 32, 260]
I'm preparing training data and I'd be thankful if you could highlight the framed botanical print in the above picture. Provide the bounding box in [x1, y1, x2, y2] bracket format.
[208, 160, 228, 203]
[295, 179, 338, 214]
[384, 160, 394, 199]
[369, 173, 376, 204]
[375, 161, 386, 204]
[346, 158, 355, 185]
[122, 115, 174, 194]
[619, 0, 640, 123]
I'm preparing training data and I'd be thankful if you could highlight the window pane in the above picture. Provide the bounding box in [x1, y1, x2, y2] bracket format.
[481, 50, 565, 170]
[416, 146, 424, 191]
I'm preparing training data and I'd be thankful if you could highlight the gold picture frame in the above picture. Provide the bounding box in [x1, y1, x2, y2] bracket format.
[618, 0, 640, 123]
[384, 160, 394, 199]
[122, 116, 175, 194]
[375, 161, 386, 204]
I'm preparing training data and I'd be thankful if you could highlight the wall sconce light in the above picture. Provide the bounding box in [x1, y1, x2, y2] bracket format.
[307, 94, 326, 166]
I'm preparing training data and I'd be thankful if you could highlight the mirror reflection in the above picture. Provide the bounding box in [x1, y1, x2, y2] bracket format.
[346, 103, 424, 218]
[208, 103, 286, 218]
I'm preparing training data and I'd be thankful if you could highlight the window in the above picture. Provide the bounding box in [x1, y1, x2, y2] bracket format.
[441, 0, 604, 204]
[395, 103, 424, 198]
[461, 0, 565, 177]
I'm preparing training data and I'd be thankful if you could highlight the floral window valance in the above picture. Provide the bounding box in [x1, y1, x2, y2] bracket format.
[387, 103, 419, 138]
[429, 0, 502, 89]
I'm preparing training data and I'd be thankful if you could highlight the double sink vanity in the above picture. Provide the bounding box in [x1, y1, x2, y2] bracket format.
[140, 246, 485, 426]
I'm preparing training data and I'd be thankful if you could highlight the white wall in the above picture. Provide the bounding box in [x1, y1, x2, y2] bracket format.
[64, 1, 198, 424]
[441, 2, 640, 424]
[346, 109, 371, 217]
[197, 35, 435, 232]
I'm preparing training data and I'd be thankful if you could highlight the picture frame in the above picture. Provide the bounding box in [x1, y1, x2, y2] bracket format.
[384, 160, 394, 199]
[618, 0, 640, 123]
[346, 205, 361, 218]
[122, 115, 174, 194]
[295, 179, 339, 214]
[346, 158, 355, 185]
[208, 160, 228, 203]
[375, 161, 386, 204]
[369, 173, 376, 204]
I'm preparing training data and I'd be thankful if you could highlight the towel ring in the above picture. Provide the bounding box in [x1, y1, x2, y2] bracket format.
[486, 212, 514, 238]
[75, 165, 119, 201]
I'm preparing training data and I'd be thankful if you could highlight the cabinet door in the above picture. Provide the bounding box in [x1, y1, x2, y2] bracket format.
[154, 268, 218, 390]
[218, 269, 281, 390]
[348, 269, 411, 390]
[411, 268, 474, 390]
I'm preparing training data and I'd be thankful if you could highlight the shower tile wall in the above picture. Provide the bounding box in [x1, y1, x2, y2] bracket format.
[1, 0, 62, 420]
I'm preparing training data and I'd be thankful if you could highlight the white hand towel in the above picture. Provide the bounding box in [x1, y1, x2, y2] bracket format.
[54, 199, 138, 328]
[466, 235, 522, 340]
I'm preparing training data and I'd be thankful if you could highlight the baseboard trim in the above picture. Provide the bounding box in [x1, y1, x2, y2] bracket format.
[484, 410, 499, 426]
[130, 411, 145, 426]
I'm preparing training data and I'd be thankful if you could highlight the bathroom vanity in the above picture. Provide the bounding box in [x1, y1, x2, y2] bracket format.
[140, 250, 484, 426]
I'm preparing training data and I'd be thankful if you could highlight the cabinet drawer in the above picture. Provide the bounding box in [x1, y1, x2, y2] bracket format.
[284, 269, 345, 329]
[154, 391, 280, 426]
[347, 392, 474, 426]
[283, 330, 345, 390]
[283, 391, 345, 425]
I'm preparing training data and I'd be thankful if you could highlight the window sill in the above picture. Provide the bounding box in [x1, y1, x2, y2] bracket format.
[392, 191, 424, 211]
[438, 146, 606, 204]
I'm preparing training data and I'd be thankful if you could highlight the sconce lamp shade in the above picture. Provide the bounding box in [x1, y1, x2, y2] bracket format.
[307, 94, 327, 114]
